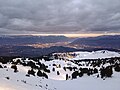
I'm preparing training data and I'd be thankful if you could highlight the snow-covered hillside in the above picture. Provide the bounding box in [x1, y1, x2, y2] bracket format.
[0, 62, 120, 90]
[0, 50, 120, 90]
[73, 50, 120, 60]
[54, 50, 120, 60]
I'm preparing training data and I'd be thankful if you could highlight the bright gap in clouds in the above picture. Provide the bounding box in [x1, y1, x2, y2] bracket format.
[11, 33, 120, 37]
[31, 34, 104, 37]
[5, 33, 103, 37]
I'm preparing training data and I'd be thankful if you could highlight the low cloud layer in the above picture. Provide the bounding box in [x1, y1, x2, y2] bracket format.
[0, 0, 120, 34]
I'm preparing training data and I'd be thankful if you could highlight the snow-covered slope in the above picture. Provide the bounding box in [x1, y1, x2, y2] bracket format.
[40, 59, 78, 80]
[55, 50, 120, 60]
[0, 50, 120, 90]
[73, 50, 120, 60]
[0, 62, 120, 90]
[0, 63, 56, 90]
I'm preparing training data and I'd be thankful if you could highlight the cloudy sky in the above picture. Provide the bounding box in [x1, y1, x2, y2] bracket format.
[0, 0, 120, 35]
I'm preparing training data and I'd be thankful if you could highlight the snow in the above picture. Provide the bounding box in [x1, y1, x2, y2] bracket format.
[0, 50, 120, 90]
[40, 59, 77, 80]
[55, 74, 120, 90]
[61, 50, 120, 60]
[0, 63, 56, 90]
[0, 65, 120, 90]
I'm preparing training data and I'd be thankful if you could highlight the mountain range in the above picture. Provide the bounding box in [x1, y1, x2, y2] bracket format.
[71, 35, 120, 49]
[0, 35, 71, 45]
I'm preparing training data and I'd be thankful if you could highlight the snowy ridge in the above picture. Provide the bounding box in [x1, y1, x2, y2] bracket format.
[55, 50, 120, 60]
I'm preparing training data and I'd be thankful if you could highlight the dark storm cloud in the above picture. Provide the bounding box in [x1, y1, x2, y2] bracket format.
[0, 0, 120, 34]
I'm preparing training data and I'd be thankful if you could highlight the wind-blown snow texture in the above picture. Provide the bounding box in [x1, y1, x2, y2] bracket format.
[0, 50, 120, 90]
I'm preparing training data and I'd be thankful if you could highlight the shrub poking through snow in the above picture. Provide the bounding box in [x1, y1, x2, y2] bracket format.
[28, 69, 36, 76]
[52, 67, 55, 72]
[11, 64, 18, 73]
[72, 71, 79, 79]
[0, 64, 3, 68]
[44, 68, 50, 73]
[114, 64, 120, 72]
[100, 66, 113, 78]
[57, 71, 60, 75]
[66, 74, 69, 80]
[37, 70, 48, 79]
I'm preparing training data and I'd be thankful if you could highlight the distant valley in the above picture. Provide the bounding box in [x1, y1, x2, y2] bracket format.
[0, 35, 120, 57]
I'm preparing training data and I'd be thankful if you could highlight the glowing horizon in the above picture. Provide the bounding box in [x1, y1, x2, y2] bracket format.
[31, 34, 104, 37]
[5, 33, 120, 38]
